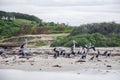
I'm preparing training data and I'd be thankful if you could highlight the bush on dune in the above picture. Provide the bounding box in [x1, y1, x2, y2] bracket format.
[51, 22, 120, 47]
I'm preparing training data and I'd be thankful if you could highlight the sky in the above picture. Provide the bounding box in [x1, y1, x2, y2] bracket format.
[0, 0, 120, 26]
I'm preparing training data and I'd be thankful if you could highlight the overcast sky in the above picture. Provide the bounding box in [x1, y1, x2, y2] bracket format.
[0, 0, 120, 26]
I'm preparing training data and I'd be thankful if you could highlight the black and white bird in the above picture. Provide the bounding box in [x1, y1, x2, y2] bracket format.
[71, 46, 76, 55]
[60, 50, 65, 56]
[82, 45, 96, 52]
[90, 50, 100, 61]
[53, 48, 60, 58]
[18, 49, 32, 56]
[19, 39, 32, 56]
[81, 50, 87, 59]
[103, 50, 112, 57]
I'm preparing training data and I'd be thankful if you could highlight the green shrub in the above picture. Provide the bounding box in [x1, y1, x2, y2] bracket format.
[51, 22, 120, 47]
[35, 41, 47, 47]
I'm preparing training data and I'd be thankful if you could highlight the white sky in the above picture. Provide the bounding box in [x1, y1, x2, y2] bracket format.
[0, 0, 120, 26]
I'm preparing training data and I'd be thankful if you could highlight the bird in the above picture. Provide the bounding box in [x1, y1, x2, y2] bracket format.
[60, 50, 65, 56]
[18, 49, 32, 56]
[0, 48, 4, 55]
[103, 50, 112, 57]
[20, 43, 26, 49]
[19, 39, 32, 57]
[65, 51, 71, 58]
[107, 51, 112, 57]
[12, 55, 17, 61]
[71, 46, 76, 55]
[71, 40, 77, 55]
[82, 45, 96, 52]
[103, 51, 108, 56]
[77, 51, 81, 55]
[81, 50, 87, 59]
[53, 48, 60, 58]
[96, 50, 100, 59]
[90, 56, 95, 61]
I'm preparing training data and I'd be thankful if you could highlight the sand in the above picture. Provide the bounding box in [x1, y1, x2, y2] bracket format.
[0, 47, 120, 80]
[0, 69, 120, 80]
[0, 54, 120, 71]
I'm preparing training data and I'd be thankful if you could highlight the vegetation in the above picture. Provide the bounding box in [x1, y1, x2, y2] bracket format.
[0, 10, 73, 40]
[0, 11, 42, 24]
[1, 11, 120, 47]
[51, 22, 120, 47]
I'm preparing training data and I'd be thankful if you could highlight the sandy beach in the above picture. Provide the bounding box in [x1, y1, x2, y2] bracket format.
[0, 54, 120, 71]
[0, 47, 120, 80]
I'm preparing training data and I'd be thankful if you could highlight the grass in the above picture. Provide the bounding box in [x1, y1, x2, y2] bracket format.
[52, 29, 73, 34]
[14, 19, 32, 24]
[28, 41, 48, 48]
[13, 19, 38, 26]
[35, 41, 47, 46]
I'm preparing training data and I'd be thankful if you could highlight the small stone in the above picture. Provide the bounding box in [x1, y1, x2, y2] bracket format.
[106, 65, 112, 67]
[75, 60, 86, 63]
[30, 63, 34, 66]
[39, 69, 42, 70]
[52, 65, 62, 68]
[97, 60, 101, 62]
[5, 60, 9, 62]
[20, 60, 25, 62]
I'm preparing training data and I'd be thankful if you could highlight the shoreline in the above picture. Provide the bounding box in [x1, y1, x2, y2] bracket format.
[0, 69, 120, 80]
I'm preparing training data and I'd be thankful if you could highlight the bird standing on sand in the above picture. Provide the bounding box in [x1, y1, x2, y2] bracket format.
[72, 40, 77, 54]
[19, 39, 32, 56]
[103, 50, 112, 57]
[12, 55, 17, 61]
[81, 50, 87, 59]
[96, 50, 100, 59]
[0, 48, 4, 55]
[53, 48, 60, 58]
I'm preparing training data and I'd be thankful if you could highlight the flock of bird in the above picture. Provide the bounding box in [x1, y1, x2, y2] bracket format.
[53, 40, 112, 61]
[0, 40, 112, 61]
[0, 39, 32, 57]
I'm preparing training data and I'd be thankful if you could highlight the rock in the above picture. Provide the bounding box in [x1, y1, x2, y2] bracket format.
[29, 60, 35, 62]
[97, 60, 101, 62]
[30, 63, 34, 66]
[75, 59, 86, 63]
[104, 63, 106, 65]
[5, 60, 9, 62]
[27, 57, 30, 60]
[77, 73, 80, 75]
[105, 60, 108, 62]
[19, 56, 32, 59]
[106, 65, 112, 67]
[52, 65, 62, 68]
[20, 60, 25, 62]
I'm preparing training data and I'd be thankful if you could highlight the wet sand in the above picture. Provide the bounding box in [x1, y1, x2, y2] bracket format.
[0, 69, 120, 80]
